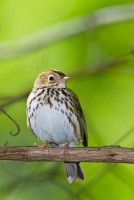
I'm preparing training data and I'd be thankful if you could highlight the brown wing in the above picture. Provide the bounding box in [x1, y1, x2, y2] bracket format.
[67, 89, 88, 147]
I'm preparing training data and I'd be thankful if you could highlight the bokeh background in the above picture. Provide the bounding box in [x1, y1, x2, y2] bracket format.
[0, 0, 134, 199]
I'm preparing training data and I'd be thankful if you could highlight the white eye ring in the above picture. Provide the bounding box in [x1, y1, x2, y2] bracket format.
[48, 75, 54, 81]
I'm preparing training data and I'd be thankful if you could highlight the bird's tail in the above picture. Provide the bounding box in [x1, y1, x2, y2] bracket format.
[65, 162, 85, 184]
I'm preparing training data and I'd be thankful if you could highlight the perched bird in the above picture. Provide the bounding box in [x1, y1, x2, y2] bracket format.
[27, 70, 88, 183]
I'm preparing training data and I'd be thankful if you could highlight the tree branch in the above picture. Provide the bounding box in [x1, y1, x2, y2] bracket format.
[0, 146, 134, 164]
[0, 91, 29, 108]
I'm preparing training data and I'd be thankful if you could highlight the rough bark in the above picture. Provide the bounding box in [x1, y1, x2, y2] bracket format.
[0, 146, 133, 164]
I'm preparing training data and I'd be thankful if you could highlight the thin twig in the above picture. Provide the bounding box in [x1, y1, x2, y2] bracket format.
[0, 108, 20, 136]
[0, 146, 133, 164]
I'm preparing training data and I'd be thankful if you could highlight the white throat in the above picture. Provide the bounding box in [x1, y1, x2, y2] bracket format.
[53, 81, 67, 88]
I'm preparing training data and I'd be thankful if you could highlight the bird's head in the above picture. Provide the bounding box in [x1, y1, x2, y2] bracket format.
[34, 70, 70, 88]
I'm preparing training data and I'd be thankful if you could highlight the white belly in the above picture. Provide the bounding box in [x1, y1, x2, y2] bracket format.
[27, 91, 78, 145]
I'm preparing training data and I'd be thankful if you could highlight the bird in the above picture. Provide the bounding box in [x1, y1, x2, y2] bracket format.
[26, 70, 88, 183]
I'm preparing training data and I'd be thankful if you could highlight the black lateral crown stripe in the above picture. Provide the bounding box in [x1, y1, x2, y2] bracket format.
[52, 70, 65, 77]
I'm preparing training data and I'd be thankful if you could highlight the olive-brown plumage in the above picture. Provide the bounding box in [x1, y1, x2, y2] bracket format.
[27, 70, 88, 183]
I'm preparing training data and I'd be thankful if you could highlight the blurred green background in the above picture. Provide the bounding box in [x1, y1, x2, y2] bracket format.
[0, 0, 134, 199]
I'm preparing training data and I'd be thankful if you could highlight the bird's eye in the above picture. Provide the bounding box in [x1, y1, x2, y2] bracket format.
[48, 75, 54, 81]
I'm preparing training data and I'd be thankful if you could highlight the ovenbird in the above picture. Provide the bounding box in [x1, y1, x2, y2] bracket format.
[27, 70, 88, 183]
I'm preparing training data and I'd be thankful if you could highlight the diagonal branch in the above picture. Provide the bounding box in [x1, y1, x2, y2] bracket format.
[0, 4, 134, 59]
[0, 146, 134, 164]
[0, 91, 29, 108]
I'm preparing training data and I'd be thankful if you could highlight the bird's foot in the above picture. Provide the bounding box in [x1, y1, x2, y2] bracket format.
[33, 141, 51, 154]
[33, 143, 40, 147]
[63, 142, 70, 160]
[42, 141, 51, 154]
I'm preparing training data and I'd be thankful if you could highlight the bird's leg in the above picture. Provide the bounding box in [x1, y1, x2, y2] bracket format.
[63, 141, 70, 160]
[42, 141, 58, 153]
[33, 141, 51, 154]
[41, 141, 51, 154]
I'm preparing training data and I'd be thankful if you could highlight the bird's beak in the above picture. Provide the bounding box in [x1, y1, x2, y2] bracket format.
[64, 76, 70, 81]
